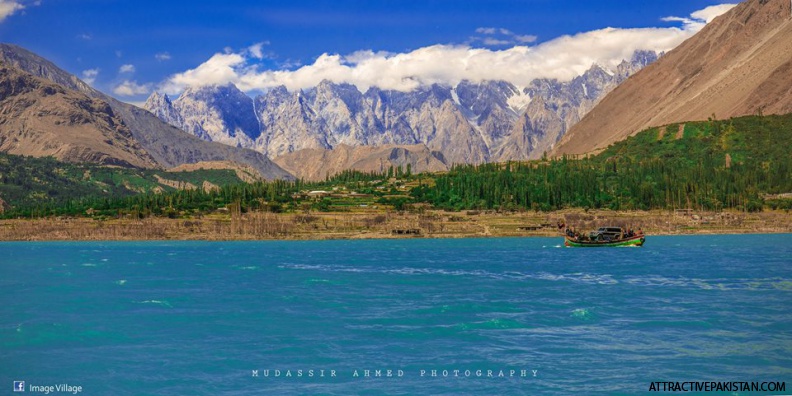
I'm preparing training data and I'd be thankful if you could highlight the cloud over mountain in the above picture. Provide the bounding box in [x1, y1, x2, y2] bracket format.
[81, 68, 99, 85]
[662, 3, 738, 28]
[114, 80, 151, 96]
[161, 4, 736, 94]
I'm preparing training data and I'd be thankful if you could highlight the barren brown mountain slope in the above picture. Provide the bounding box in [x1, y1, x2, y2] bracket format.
[554, 0, 792, 156]
[0, 43, 292, 179]
[273, 144, 448, 181]
[0, 63, 159, 168]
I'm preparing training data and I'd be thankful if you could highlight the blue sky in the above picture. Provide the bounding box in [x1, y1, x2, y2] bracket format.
[0, 0, 737, 101]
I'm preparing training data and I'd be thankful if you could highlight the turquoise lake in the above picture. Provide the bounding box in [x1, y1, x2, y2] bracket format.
[1, 235, 791, 395]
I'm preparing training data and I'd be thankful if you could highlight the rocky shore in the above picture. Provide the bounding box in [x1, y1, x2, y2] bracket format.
[1, 209, 789, 241]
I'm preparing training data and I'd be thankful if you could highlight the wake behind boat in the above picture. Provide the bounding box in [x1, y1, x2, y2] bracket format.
[564, 226, 645, 247]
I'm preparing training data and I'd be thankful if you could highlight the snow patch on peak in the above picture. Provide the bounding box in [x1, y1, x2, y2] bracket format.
[450, 88, 461, 106]
[506, 89, 532, 113]
[595, 63, 615, 77]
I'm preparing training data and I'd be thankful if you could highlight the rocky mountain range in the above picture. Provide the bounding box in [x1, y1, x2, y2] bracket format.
[554, 0, 792, 156]
[3, 0, 788, 187]
[144, 51, 657, 177]
[0, 44, 291, 179]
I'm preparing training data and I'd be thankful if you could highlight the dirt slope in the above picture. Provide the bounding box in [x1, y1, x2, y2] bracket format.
[0, 63, 159, 168]
[554, 0, 792, 156]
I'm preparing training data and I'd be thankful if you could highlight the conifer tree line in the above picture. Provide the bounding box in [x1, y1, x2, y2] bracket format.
[413, 115, 791, 212]
[1, 114, 790, 218]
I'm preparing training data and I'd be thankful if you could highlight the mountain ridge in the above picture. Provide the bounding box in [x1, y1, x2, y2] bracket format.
[553, 0, 792, 156]
[0, 43, 292, 179]
[0, 63, 159, 168]
[144, 51, 657, 164]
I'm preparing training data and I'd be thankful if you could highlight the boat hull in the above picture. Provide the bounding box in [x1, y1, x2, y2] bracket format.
[564, 236, 645, 247]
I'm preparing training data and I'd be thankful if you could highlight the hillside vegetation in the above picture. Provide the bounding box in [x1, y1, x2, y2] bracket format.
[0, 153, 245, 216]
[416, 115, 792, 212]
[1, 114, 790, 219]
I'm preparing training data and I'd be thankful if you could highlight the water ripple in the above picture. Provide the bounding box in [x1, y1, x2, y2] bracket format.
[280, 264, 618, 285]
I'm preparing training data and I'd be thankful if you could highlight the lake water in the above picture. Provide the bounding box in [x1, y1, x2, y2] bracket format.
[1, 235, 791, 395]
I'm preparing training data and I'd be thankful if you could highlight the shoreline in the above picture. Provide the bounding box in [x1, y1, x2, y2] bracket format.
[1, 208, 790, 242]
[0, 231, 789, 244]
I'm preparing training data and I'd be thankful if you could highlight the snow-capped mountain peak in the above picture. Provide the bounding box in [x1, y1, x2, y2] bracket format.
[144, 50, 657, 163]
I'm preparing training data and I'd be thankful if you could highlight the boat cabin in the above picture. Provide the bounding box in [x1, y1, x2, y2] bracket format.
[588, 227, 624, 241]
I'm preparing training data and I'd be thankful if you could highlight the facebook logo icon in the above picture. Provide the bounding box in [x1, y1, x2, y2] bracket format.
[13, 381, 25, 392]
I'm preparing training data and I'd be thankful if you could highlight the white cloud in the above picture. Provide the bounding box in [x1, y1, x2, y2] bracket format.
[163, 3, 737, 94]
[691, 4, 738, 23]
[81, 68, 99, 85]
[247, 41, 271, 59]
[113, 80, 152, 96]
[662, 3, 737, 30]
[161, 53, 245, 93]
[155, 52, 171, 61]
[514, 34, 538, 44]
[482, 38, 512, 46]
[119, 64, 135, 73]
[343, 49, 394, 64]
[77, 33, 92, 40]
[0, 0, 24, 23]
[471, 26, 536, 46]
[278, 59, 303, 69]
[660, 16, 689, 23]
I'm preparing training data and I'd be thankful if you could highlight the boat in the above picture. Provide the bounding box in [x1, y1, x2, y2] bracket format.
[563, 226, 645, 247]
